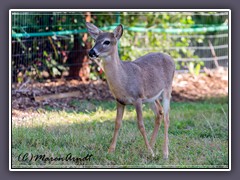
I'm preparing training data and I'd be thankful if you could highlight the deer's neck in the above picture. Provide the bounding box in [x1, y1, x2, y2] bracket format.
[102, 46, 125, 88]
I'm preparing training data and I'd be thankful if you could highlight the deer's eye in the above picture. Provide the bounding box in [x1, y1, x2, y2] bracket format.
[103, 40, 110, 45]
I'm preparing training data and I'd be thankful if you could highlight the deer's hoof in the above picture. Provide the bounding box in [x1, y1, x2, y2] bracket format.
[149, 148, 155, 157]
[163, 153, 169, 160]
[108, 148, 115, 153]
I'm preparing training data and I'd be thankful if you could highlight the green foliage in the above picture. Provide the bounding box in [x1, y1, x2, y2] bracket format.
[12, 12, 86, 81]
[117, 13, 206, 71]
[187, 61, 204, 76]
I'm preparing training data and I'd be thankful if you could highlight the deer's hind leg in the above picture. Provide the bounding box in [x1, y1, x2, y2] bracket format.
[150, 99, 164, 148]
[162, 89, 171, 159]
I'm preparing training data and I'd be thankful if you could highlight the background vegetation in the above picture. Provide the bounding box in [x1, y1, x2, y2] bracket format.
[12, 12, 228, 82]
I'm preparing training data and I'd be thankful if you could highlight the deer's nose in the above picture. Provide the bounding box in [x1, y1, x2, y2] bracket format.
[89, 49, 98, 58]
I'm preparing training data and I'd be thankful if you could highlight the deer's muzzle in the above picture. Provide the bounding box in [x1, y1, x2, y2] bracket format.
[88, 49, 98, 58]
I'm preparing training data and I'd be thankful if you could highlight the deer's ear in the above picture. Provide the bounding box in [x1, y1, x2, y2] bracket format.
[86, 22, 103, 40]
[113, 24, 123, 40]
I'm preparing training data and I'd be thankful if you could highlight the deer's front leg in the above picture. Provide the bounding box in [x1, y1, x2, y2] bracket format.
[135, 99, 155, 157]
[108, 102, 125, 153]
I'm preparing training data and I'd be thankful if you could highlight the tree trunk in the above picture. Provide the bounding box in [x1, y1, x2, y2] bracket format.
[67, 12, 91, 81]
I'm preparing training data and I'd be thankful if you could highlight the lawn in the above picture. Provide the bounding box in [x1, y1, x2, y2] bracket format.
[11, 97, 229, 169]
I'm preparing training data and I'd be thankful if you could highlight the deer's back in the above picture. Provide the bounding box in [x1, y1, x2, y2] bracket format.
[121, 52, 175, 102]
[133, 52, 175, 87]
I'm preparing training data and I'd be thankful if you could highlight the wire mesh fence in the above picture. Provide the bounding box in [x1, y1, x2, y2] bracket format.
[11, 11, 229, 83]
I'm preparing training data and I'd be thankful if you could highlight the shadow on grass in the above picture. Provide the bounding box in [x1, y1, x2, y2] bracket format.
[42, 96, 229, 114]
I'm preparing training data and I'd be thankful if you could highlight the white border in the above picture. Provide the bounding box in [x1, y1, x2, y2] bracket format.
[9, 9, 231, 172]
[228, 9, 231, 172]
[9, 9, 12, 172]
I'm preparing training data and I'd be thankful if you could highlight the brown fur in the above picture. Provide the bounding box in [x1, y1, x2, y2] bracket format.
[86, 22, 175, 158]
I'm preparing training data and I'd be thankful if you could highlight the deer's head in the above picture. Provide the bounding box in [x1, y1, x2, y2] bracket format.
[86, 22, 123, 59]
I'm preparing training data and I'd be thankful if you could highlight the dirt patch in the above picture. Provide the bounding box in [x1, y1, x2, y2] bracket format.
[11, 68, 228, 113]
[172, 68, 228, 101]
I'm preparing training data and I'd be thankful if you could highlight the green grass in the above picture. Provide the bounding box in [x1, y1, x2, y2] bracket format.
[12, 97, 229, 169]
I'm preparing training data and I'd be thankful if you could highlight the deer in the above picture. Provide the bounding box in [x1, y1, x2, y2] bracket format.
[86, 22, 175, 159]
